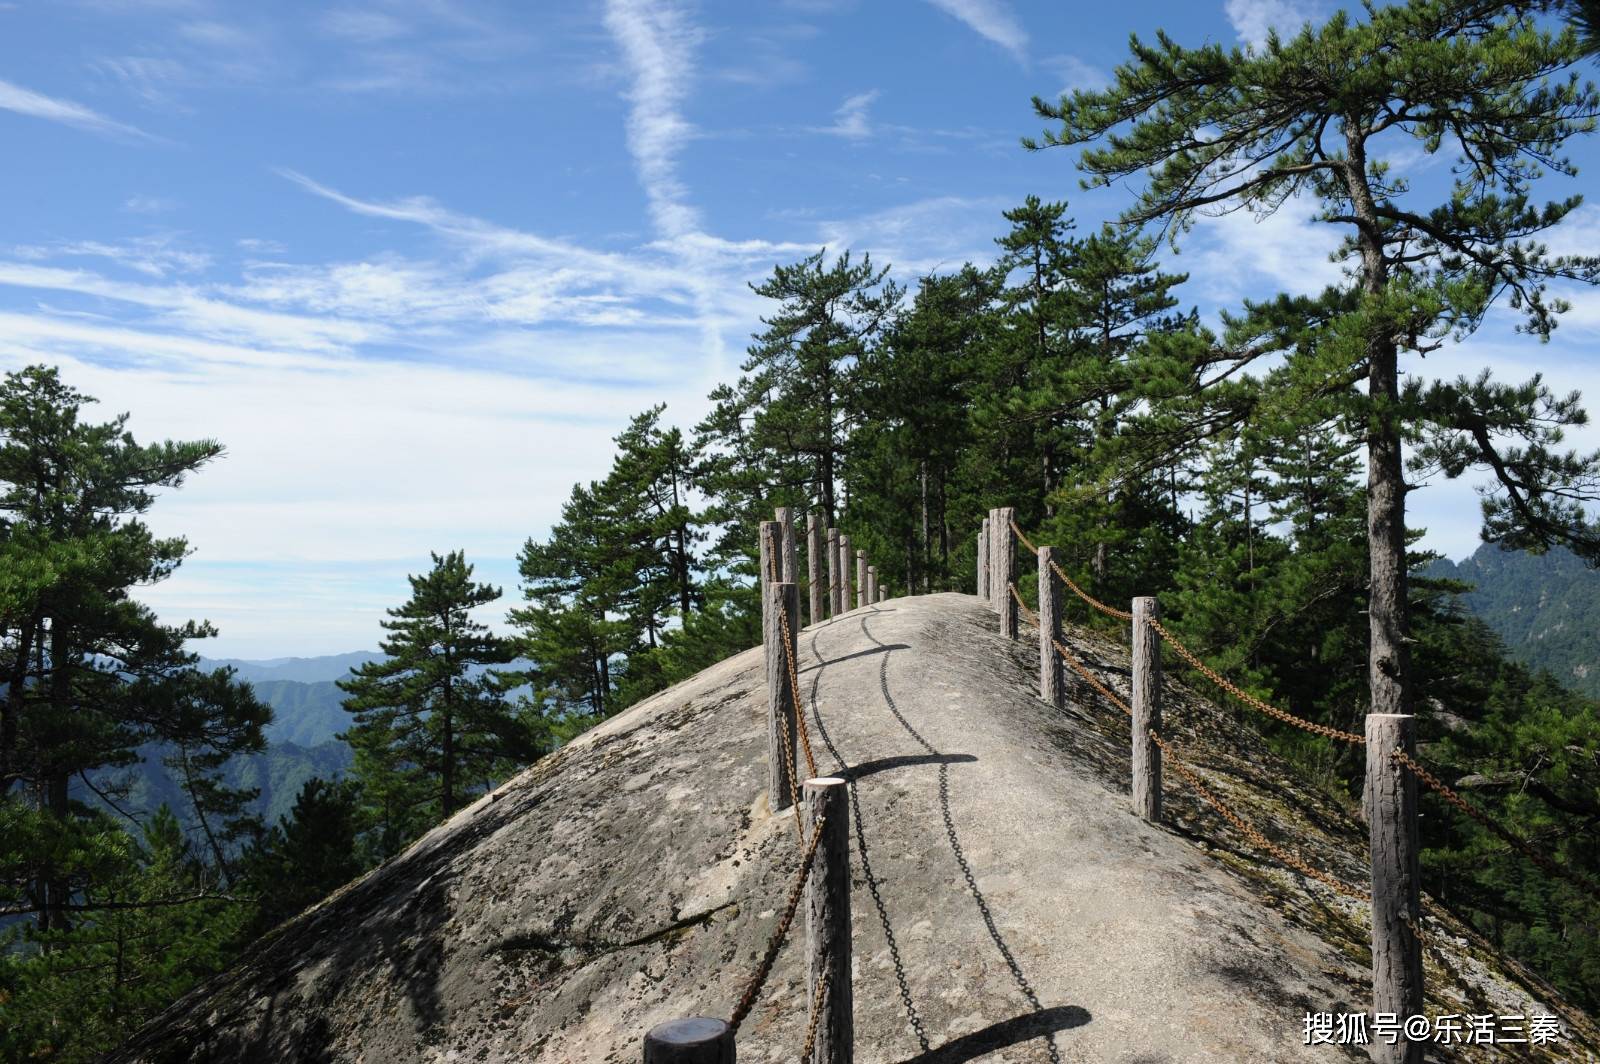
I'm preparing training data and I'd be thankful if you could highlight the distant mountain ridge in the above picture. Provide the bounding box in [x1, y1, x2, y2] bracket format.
[199, 651, 382, 685]
[1424, 544, 1600, 699]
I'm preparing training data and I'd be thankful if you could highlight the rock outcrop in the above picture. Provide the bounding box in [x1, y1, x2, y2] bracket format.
[108, 593, 1600, 1062]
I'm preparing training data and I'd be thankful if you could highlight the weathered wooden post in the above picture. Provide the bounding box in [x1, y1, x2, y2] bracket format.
[1038, 545, 1063, 707]
[994, 507, 1017, 639]
[1131, 595, 1162, 823]
[877, 586, 888, 603]
[1367, 713, 1424, 1064]
[977, 518, 990, 602]
[805, 776, 852, 1064]
[776, 506, 797, 584]
[839, 534, 853, 613]
[759, 520, 783, 587]
[866, 566, 878, 604]
[855, 550, 867, 610]
[764, 577, 799, 813]
[827, 528, 841, 617]
[807, 514, 824, 626]
[643, 1018, 735, 1063]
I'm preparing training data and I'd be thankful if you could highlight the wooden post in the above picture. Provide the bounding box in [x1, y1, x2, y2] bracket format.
[977, 518, 990, 602]
[805, 777, 852, 1064]
[866, 566, 878, 604]
[994, 507, 1016, 639]
[832, 528, 844, 617]
[877, 586, 887, 603]
[1367, 713, 1424, 1064]
[765, 581, 799, 812]
[1131, 595, 1162, 823]
[759, 520, 783, 587]
[839, 534, 853, 613]
[807, 515, 824, 626]
[643, 1018, 735, 1063]
[1038, 545, 1063, 707]
[776, 506, 797, 584]
[855, 550, 867, 610]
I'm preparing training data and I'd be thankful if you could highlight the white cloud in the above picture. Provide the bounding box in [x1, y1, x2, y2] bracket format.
[1185, 193, 1347, 307]
[124, 195, 179, 214]
[1224, 0, 1321, 49]
[0, 76, 151, 139]
[922, 0, 1027, 62]
[815, 90, 878, 140]
[320, 9, 411, 43]
[1045, 54, 1106, 97]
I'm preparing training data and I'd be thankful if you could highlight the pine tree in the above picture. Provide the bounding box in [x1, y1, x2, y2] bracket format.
[1029, 0, 1600, 727]
[243, 777, 363, 934]
[339, 550, 529, 856]
[696, 249, 902, 560]
[0, 365, 266, 934]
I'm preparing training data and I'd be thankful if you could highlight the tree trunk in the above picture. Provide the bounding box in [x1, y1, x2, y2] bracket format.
[1345, 137, 1410, 721]
[442, 671, 457, 815]
[0, 610, 38, 794]
[42, 619, 71, 935]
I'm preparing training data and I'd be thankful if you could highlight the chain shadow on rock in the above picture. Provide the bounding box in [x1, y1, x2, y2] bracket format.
[893, 1006, 1092, 1064]
[799, 642, 911, 673]
[861, 613, 1081, 1064]
[807, 627, 936, 1055]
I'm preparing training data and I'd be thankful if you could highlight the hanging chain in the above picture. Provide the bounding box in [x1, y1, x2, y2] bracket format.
[728, 814, 827, 1033]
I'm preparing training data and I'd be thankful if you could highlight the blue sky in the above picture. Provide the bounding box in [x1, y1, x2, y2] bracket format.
[3, 0, 1599, 657]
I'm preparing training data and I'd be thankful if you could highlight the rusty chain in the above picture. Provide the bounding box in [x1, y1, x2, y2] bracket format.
[1013, 582, 1366, 902]
[1050, 558, 1135, 621]
[1392, 750, 1600, 906]
[778, 602, 820, 780]
[1152, 728, 1369, 901]
[1145, 616, 1366, 745]
[1011, 585, 1135, 716]
[765, 549, 819, 818]
[728, 814, 827, 1033]
[1008, 516, 1039, 556]
[799, 967, 831, 1061]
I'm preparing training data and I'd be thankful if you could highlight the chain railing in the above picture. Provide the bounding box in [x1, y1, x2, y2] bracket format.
[1011, 583, 1367, 902]
[994, 506, 1600, 1051]
[1392, 748, 1600, 906]
[727, 814, 826, 1033]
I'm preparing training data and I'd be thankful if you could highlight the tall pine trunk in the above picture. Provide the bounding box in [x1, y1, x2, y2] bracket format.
[1347, 139, 1410, 719]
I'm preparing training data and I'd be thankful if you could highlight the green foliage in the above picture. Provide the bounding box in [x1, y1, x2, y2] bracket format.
[243, 777, 363, 936]
[339, 550, 533, 858]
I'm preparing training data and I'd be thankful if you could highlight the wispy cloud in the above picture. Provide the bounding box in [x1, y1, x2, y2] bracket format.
[922, 0, 1027, 62]
[815, 89, 878, 140]
[1045, 54, 1107, 97]
[1224, 0, 1322, 48]
[602, 0, 703, 243]
[0, 76, 152, 139]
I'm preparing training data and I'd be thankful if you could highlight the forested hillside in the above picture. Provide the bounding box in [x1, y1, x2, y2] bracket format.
[1427, 545, 1600, 698]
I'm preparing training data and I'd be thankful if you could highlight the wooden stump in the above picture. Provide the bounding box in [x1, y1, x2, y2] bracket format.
[1131, 596, 1162, 823]
[643, 1017, 735, 1063]
[994, 507, 1016, 639]
[776, 506, 796, 584]
[1038, 545, 1063, 707]
[1367, 713, 1424, 1064]
[977, 519, 990, 602]
[855, 550, 867, 610]
[827, 528, 841, 617]
[764, 581, 799, 812]
[807, 514, 823, 626]
[805, 777, 852, 1064]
